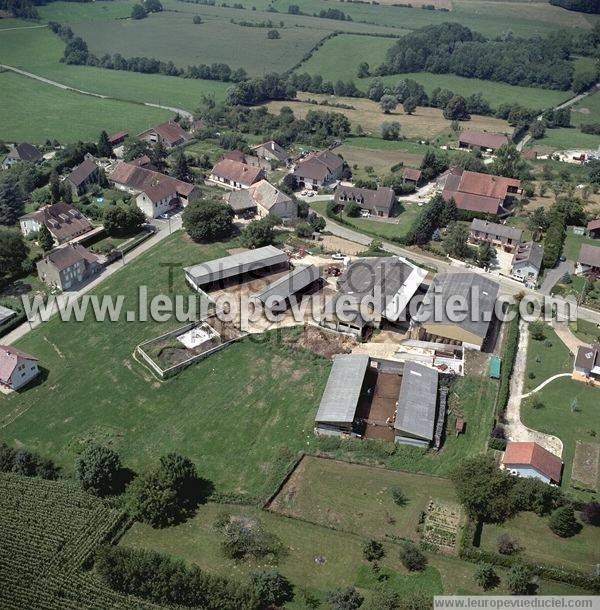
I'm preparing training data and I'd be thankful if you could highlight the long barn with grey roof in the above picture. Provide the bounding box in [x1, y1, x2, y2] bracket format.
[314, 354, 369, 436]
[184, 245, 289, 292]
[253, 264, 320, 312]
[394, 362, 439, 447]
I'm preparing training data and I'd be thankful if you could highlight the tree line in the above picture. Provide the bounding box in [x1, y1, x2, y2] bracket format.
[550, 0, 600, 13]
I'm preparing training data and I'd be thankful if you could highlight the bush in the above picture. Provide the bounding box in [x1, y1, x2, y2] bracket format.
[506, 564, 532, 595]
[474, 563, 499, 591]
[363, 539, 385, 562]
[249, 569, 293, 607]
[241, 216, 276, 248]
[549, 505, 582, 538]
[221, 516, 283, 560]
[399, 540, 427, 571]
[581, 501, 600, 526]
[346, 201, 361, 217]
[390, 486, 407, 506]
[326, 586, 364, 610]
[75, 443, 122, 496]
[131, 4, 147, 19]
[495, 312, 519, 414]
[529, 320, 547, 341]
[497, 533, 520, 555]
[0, 443, 60, 480]
[488, 437, 507, 451]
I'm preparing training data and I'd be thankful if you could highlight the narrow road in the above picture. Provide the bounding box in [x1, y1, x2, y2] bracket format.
[0, 24, 48, 31]
[519, 373, 572, 400]
[0, 63, 193, 120]
[3, 214, 182, 345]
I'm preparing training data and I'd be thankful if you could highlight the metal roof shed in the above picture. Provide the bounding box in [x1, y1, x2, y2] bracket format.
[253, 264, 320, 309]
[315, 354, 369, 430]
[184, 245, 288, 290]
[394, 361, 439, 447]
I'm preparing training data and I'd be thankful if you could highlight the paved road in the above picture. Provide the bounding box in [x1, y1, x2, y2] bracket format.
[539, 259, 574, 295]
[0, 63, 193, 120]
[4, 214, 182, 345]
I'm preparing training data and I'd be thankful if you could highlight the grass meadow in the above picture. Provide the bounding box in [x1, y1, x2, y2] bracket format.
[0, 71, 172, 142]
[0, 232, 331, 501]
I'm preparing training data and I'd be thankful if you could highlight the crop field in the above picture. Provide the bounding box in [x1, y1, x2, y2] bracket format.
[0, 473, 154, 609]
[0, 25, 229, 115]
[71, 11, 328, 76]
[265, 93, 512, 139]
[269, 456, 460, 542]
[0, 71, 172, 143]
[480, 511, 600, 572]
[0, 232, 330, 501]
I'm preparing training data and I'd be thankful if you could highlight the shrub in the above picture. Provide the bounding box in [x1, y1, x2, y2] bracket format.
[488, 437, 507, 451]
[399, 540, 427, 571]
[221, 516, 283, 560]
[506, 564, 532, 595]
[75, 443, 122, 496]
[549, 505, 582, 538]
[581, 501, 600, 526]
[390, 486, 406, 506]
[474, 563, 499, 591]
[497, 533, 520, 555]
[249, 569, 293, 607]
[491, 425, 505, 439]
[529, 320, 547, 341]
[326, 586, 363, 610]
[346, 201, 361, 217]
[363, 539, 385, 562]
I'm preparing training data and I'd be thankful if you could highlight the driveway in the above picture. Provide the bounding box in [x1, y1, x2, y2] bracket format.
[539, 260, 574, 295]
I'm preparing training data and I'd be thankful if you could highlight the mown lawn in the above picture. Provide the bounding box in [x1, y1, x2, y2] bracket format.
[570, 317, 600, 344]
[0, 71, 172, 143]
[571, 88, 600, 127]
[531, 127, 600, 153]
[480, 511, 600, 572]
[0, 232, 331, 500]
[563, 226, 599, 261]
[523, 323, 573, 393]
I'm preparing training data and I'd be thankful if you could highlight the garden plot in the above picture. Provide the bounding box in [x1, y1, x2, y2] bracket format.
[420, 499, 463, 555]
[572, 441, 600, 489]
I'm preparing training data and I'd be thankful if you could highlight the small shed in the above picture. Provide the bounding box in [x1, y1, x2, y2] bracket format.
[489, 355, 502, 379]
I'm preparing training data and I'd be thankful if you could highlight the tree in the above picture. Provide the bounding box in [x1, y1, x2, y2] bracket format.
[75, 443, 122, 496]
[308, 212, 325, 232]
[490, 144, 527, 180]
[477, 241, 494, 267]
[0, 228, 28, 284]
[345, 201, 361, 217]
[183, 199, 234, 242]
[0, 176, 24, 225]
[267, 29, 280, 39]
[103, 204, 145, 236]
[381, 121, 401, 141]
[123, 137, 150, 162]
[143, 0, 163, 11]
[506, 565, 532, 595]
[131, 4, 148, 19]
[391, 486, 406, 506]
[38, 224, 54, 252]
[403, 97, 418, 115]
[529, 121, 546, 140]
[49, 171, 61, 203]
[241, 216, 276, 248]
[249, 569, 294, 608]
[451, 456, 515, 523]
[527, 207, 548, 233]
[0, 442, 16, 472]
[581, 501, 600, 526]
[399, 540, 427, 571]
[192, 15, 202, 24]
[549, 505, 581, 537]
[474, 563, 499, 591]
[220, 517, 282, 560]
[97, 130, 112, 158]
[379, 95, 398, 114]
[171, 151, 190, 181]
[443, 222, 471, 259]
[281, 173, 297, 194]
[326, 587, 363, 610]
[363, 539, 385, 562]
[443, 95, 470, 121]
[357, 62, 370, 78]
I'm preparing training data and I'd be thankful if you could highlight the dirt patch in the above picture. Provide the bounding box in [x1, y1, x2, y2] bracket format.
[321, 235, 364, 256]
[572, 441, 599, 489]
[291, 325, 357, 358]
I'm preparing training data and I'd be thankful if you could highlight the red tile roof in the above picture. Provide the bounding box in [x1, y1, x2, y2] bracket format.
[138, 120, 189, 147]
[502, 441, 563, 483]
[587, 218, 600, 232]
[459, 130, 509, 150]
[108, 131, 128, 144]
[402, 167, 422, 182]
[211, 159, 264, 187]
[0, 346, 37, 384]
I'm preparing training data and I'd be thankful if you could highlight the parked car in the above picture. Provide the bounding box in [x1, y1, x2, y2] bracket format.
[332, 252, 344, 260]
[360, 209, 370, 218]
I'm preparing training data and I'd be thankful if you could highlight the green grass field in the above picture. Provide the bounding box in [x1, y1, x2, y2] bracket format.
[523, 324, 573, 393]
[480, 511, 600, 572]
[270, 456, 459, 540]
[0, 71, 172, 143]
[570, 318, 600, 344]
[531, 127, 600, 152]
[0, 232, 330, 501]
[563, 226, 599, 261]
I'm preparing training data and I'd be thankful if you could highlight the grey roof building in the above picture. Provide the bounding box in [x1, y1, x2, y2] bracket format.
[511, 241, 543, 282]
[418, 273, 499, 350]
[253, 264, 320, 311]
[315, 354, 370, 435]
[469, 218, 522, 252]
[184, 245, 289, 292]
[394, 362, 439, 447]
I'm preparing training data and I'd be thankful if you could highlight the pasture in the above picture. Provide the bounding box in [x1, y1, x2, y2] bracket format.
[571, 89, 600, 127]
[0, 71, 172, 143]
[530, 127, 600, 153]
[265, 92, 512, 139]
[480, 511, 600, 572]
[0, 232, 331, 501]
[335, 140, 426, 174]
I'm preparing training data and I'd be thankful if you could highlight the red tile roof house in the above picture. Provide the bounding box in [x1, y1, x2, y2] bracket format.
[138, 120, 190, 149]
[19, 202, 93, 245]
[108, 131, 128, 147]
[458, 130, 509, 152]
[576, 244, 600, 276]
[572, 343, 600, 385]
[401, 167, 422, 187]
[442, 167, 522, 216]
[64, 156, 100, 196]
[109, 162, 201, 218]
[587, 218, 600, 238]
[293, 150, 344, 190]
[502, 441, 563, 485]
[0, 346, 39, 391]
[37, 243, 101, 292]
[333, 185, 396, 218]
[209, 159, 265, 190]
